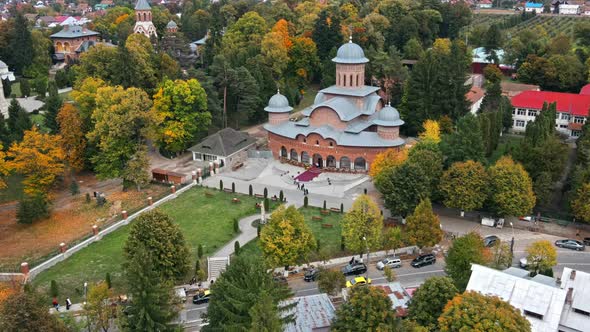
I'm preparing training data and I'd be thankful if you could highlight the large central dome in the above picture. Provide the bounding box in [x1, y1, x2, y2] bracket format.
[332, 37, 369, 64]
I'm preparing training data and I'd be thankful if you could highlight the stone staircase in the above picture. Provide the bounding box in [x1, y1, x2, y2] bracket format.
[207, 256, 230, 281]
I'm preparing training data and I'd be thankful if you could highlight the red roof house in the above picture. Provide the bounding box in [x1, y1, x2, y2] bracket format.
[511, 91, 590, 117]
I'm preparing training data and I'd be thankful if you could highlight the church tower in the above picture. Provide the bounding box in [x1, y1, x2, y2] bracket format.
[332, 36, 369, 89]
[133, 0, 157, 38]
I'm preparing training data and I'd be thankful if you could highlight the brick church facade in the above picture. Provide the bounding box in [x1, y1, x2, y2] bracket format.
[263, 38, 405, 172]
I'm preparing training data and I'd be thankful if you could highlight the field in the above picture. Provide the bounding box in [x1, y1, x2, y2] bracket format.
[32, 187, 264, 302]
[468, 13, 587, 38]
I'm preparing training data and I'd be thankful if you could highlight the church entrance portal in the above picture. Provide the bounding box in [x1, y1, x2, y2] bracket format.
[313, 154, 323, 168]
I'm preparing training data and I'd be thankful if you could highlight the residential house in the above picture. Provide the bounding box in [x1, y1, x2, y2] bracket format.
[471, 47, 515, 75]
[525, 2, 544, 12]
[188, 128, 257, 168]
[559, 4, 581, 14]
[50, 25, 100, 63]
[510, 86, 590, 139]
[283, 294, 336, 332]
[478, 0, 493, 8]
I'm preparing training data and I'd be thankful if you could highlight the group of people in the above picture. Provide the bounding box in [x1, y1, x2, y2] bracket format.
[52, 297, 72, 311]
[295, 181, 309, 195]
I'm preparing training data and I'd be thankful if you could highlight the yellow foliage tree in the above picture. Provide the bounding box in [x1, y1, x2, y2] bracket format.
[526, 240, 557, 274]
[419, 120, 441, 144]
[57, 103, 86, 172]
[341, 195, 384, 255]
[368, 148, 408, 178]
[260, 205, 316, 268]
[0, 144, 11, 189]
[7, 127, 65, 196]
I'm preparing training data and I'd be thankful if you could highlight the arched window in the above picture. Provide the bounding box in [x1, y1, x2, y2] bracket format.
[350, 74, 353, 87]
[329, 142, 333, 147]
[303, 138, 307, 143]
[343, 75, 347, 87]
[356, 75, 360, 87]
[327, 155, 336, 168]
[340, 157, 351, 169]
[290, 149, 298, 161]
[301, 151, 310, 164]
[354, 157, 366, 170]
[315, 140, 319, 145]
[280, 146, 288, 158]
[143, 12, 147, 21]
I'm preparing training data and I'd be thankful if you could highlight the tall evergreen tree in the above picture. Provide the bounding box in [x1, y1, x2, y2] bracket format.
[312, 9, 342, 61]
[7, 13, 34, 75]
[44, 81, 62, 134]
[440, 113, 485, 165]
[119, 244, 178, 332]
[0, 114, 9, 147]
[7, 98, 32, 143]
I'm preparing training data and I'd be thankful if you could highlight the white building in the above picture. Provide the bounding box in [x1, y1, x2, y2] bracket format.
[525, 2, 544, 13]
[467, 264, 590, 332]
[510, 88, 590, 139]
[187, 128, 256, 168]
[559, 4, 581, 14]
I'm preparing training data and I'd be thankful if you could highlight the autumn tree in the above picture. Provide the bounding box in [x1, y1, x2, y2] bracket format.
[262, 19, 291, 80]
[317, 269, 346, 296]
[407, 277, 458, 330]
[445, 233, 489, 291]
[0, 145, 10, 189]
[0, 290, 68, 331]
[419, 120, 441, 144]
[440, 113, 485, 165]
[152, 79, 210, 154]
[87, 85, 155, 189]
[70, 77, 107, 131]
[84, 281, 114, 332]
[341, 195, 384, 256]
[440, 161, 488, 212]
[57, 103, 86, 172]
[404, 198, 443, 248]
[369, 148, 408, 178]
[439, 291, 531, 332]
[288, 36, 320, 85]
[382, 227, 403, 256]
[260, 205, 316, 268]
[489, 242, 513, 270]
[525, 240, 557, 275]
[7, 127, 65, 196]
[376, 161, 430, 217]
[124, 210, 191, 281]
[572, 183, 590, 223]
[204, 255, 294, 331]
[331, 287, 400, 332]
[489, 156, 535, 217]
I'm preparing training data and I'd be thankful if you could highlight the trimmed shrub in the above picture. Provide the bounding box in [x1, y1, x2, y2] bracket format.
[249, 184, 253, 196]
[304, 196, 308, 207]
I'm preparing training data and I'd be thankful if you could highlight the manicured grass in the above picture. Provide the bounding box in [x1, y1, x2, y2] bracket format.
[32, 187, 263, 302]
[0, 174, 24, 203]
[10, 81, 21, 98]
[487, 135, 523, 165]
[240, 207, 347, 263]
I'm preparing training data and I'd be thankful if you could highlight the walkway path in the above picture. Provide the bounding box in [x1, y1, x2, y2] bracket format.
[212, 213, 267, 257]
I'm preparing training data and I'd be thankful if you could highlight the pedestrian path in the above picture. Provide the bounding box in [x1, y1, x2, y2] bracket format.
[212, 213, 267, 257]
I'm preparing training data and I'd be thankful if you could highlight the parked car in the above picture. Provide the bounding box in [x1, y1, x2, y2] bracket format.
[341, 263, 367, 276]
[174, 286, 187, 303]
[555, 239, 585, 251]
[519, 257, 528, 269]
[192, 290, 211, 304]
[304, 268, 320, 282]
[346, 276, 372, 288]
[273, 275, 288, 284]
[411, 254, 436, 268]
[483, 235, 500, 247]
[376, 257, 402, 270]
[583, 237, 590, 246]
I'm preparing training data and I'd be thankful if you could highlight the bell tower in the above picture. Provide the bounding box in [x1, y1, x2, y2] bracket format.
[332, 36, 369, 89]
[133, 0, 157, 38]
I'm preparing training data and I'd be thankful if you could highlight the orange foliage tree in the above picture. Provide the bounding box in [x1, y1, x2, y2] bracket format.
[368, 148, 408, 178]
[57, 103, 86, 172]
[7, 127, 65, 196]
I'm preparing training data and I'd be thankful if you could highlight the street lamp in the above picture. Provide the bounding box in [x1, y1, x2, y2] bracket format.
[84, 282, 90, 332]
[509, 222, 515, 254]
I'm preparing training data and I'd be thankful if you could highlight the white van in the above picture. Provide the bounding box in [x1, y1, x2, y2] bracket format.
[174, 286, 187, 303]
[376, 257, 402, 270]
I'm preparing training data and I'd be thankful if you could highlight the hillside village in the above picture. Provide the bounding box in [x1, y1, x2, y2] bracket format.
[1, 0, 590, 331]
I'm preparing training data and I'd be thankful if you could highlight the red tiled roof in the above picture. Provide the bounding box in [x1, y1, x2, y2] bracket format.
[511, 91, 590, 117]
[466, 86, 485, 104]
[580, 84, 590, 96]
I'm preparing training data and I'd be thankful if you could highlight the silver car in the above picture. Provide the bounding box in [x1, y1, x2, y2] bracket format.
[376, 257, 402, 270]
[555, 239, 585, 251]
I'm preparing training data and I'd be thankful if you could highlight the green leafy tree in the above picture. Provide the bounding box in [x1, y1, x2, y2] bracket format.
[526, 240, 557, 275]
[331, 287, 400, 332]
[260, 205, 316, 268]
[445, 232, 489, 291]
[84, 281, 114, 332]
[572, 183, 590, 223]
[312, 9, 342, 60]
[407, 276, 458, 330]
[489, 156, 535, 217]
[440, 160, 488, 212]
[0, 290, 68, 331]
[404, 198, 443, 248]
[204, 255, 294, 331]
[439, 291, 531, 332]
[20, 79, 31, 97]
[489, 242, 513, 270]
[317, 268, 346, 296]
[574, 20, 590, 47]
[341, 195, 384, 256]
[382, 227, 403, 256]
[376, 161, 430, 217]
[440, 113, 485, 165]
[152, 79, 211, 153]
[124, 210, 191, 281]
[407, 147, 443, 194]
[44, 81, 62, 134]
[119, 244, 178, 332]
[16, 194, 49, 224]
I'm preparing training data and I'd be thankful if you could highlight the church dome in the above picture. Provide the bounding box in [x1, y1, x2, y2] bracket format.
[166, 20, 178, 29]
[332, 37, 369, 64]
[264, 91, 293, 113]
[374, 104, 404, 127]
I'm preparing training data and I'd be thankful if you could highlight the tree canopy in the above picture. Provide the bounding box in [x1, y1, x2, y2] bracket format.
[408, 276, 458, 330]
[331, 286, 400, 332]
[440, 160, 488, 212]
[404, 198, 443, 248]
[341, 195, 384, 255]
[489, 156, 535, 217]
[445, 232, 489, 291]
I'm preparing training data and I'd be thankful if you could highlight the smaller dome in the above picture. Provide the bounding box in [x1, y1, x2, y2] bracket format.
[166, 20, 178, 29]
[332, 37, 369, 64]
[374, 104, 404, 127]
[264, 90, 293, 113]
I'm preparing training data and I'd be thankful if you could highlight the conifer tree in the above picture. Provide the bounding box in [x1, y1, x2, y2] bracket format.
[312, 10, 342, 61]
[7, 98, 32, 143]
[440, 113, 485, 165]
[44, 81, 62, 134]
[8, 13, 33, 75]
[404, 198, 443, 248]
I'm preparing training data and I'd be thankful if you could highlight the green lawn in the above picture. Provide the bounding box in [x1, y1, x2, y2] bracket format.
[240, 207, 347, 263]
[32, 187, 264, 302]
[487, 135, 523, 165]
[10, 81, 21, 98]
[0, 174, 24, 203]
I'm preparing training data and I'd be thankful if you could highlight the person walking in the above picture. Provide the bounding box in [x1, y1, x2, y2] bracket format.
[52, 298, 59, 311]
[66, 298, 72, 310]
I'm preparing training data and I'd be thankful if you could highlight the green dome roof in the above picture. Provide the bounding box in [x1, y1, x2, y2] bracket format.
[332, 37, 369, 64]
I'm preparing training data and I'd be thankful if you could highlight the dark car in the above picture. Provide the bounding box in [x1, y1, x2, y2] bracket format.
[192, 290, 211, 304]
[273, 275, 288, 284]
[584, 237, 590, 246]
[411, 254, 436, 268]
[341, 263, 367, 276]
[304, 268, 320, 282]
[483, 235, 500, 247]
[555, 239, 585, 251]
